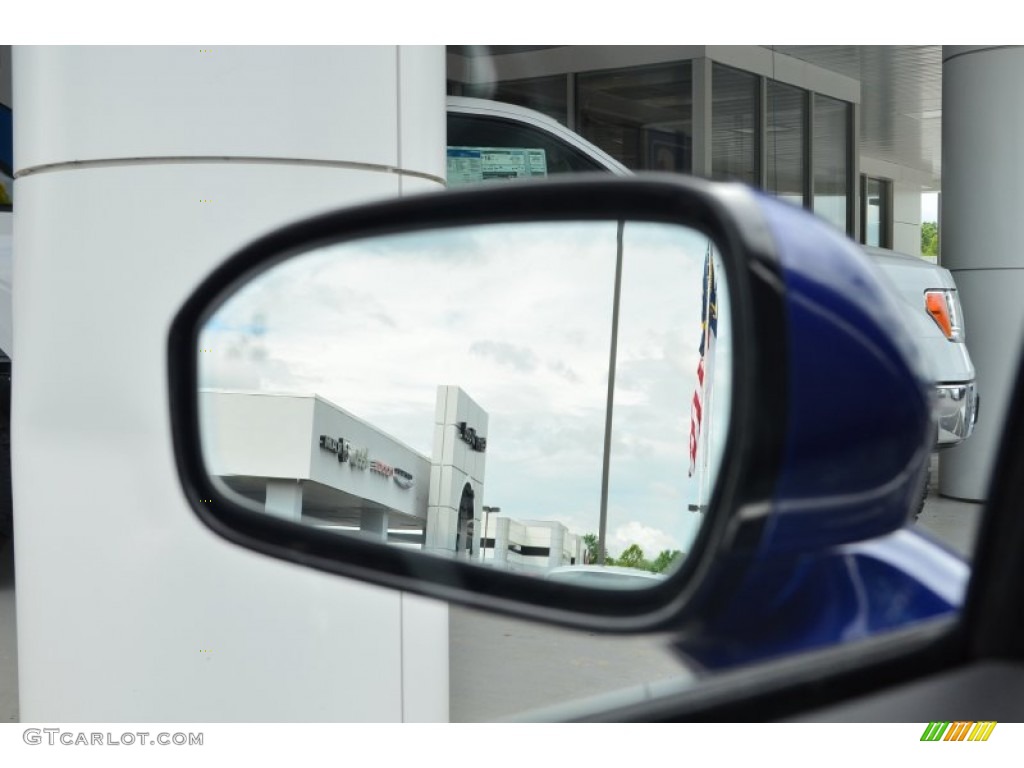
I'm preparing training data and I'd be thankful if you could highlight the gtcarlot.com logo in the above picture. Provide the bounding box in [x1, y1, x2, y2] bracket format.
[23, 729, 203, 747]
[920, 722, 997, 742]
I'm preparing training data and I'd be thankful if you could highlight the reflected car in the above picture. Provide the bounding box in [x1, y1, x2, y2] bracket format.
[546, 565, 669, 588]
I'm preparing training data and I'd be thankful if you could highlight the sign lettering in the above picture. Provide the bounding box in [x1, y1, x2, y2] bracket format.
[393, 468, 414, 490]
[457, 421, 487, 453]
[371, 460, 395, 477]
[319, 435, 351, 463]
[350, 447, 369, 471]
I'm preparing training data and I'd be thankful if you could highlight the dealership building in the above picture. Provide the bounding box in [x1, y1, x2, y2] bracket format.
[201, 385, 583, 571]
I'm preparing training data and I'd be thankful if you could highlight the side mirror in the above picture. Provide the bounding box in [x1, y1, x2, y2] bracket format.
[168, 177, 937, 641]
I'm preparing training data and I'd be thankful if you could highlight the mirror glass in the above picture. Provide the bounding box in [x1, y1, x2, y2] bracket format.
[197, 219, 732, 587]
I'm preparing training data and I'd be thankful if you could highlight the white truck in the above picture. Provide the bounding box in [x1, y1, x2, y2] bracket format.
[445, 96, 979, 487]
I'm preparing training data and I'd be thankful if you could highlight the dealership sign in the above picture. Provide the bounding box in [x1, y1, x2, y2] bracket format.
[319, 435, 369, 470]
[349, 447, 369, 471]
[370, 460, 394, 478]
[457, 421, 487, 452]
[318, 435, 350, 463]
[393, 468, 414, 490]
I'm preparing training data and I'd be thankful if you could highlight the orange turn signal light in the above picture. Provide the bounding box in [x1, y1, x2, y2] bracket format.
[925, 290, 954, 339]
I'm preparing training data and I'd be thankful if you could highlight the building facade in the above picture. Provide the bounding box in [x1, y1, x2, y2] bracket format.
[447, 45, 932, 257]
[202, 385, 582, 571]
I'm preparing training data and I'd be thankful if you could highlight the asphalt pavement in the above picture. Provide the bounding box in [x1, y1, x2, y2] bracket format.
[448, 604, 692, 722]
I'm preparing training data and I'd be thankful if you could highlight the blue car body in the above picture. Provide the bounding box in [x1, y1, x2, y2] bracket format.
[676, 194, 967, 669]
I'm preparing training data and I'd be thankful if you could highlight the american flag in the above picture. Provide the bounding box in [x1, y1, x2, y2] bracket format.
[689, 245, 718, 477]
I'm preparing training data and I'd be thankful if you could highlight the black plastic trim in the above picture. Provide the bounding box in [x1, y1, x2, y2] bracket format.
[551, 617, 965, 722]
[964, 342, 1024, 659]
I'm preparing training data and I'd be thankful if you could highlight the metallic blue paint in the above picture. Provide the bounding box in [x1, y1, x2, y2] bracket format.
[676, 193, 966, 669]
[680, 529, 965, 669]
[757, 194, 934, 554]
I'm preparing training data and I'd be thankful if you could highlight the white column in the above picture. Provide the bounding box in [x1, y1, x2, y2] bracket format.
[548, 525, 565, 568]
[891, 181, 924, 257]
[493, 517, 511, 568]
[264, 479, 302, 521]
[939, 46, 1024, 501]
[360, 508, 388, 541]
[12, 45, 447, 722]
[426, 385, 488, 554]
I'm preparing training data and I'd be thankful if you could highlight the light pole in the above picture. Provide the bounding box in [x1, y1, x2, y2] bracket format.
[598, 220, 625, 565]
[481, 506, 500, 564]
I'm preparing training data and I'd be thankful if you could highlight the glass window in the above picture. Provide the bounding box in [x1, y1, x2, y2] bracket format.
[446, 112, 607, 186]
[463, 76, 569, 126]
[712, 64, 759, 185]
[767, 81, 807, 207]
[813, 95, 851, 233]
[577, 63, 692, 173]
[861, 175, 892, 248]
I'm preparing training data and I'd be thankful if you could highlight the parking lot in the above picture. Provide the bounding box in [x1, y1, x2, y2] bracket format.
[0, 472, 985, 723]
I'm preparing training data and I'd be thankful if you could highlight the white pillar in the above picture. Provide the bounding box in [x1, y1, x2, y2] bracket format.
[548, 525, 565, 568]
[425, 386, 488, 554]
[360, 508, 388, 541]
[264, 479, 302, 521]
[12, 45, 447, 722]
[493, 517, 511, 568]
[939, 46, 1024, 501]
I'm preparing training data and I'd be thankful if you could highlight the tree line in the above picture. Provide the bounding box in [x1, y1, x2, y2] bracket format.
[581, 533, 682, 574]
[922, 221, 938, 257]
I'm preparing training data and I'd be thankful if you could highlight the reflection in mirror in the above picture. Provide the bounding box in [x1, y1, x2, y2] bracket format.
[198, 220, 731, 587]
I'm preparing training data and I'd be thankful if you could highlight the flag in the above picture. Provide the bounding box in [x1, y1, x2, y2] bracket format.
[689, 244, 718, 477]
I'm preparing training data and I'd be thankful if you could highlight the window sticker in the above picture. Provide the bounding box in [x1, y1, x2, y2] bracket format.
[447, 146, 548, 186]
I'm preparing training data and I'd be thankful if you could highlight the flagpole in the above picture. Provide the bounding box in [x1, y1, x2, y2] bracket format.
[700, 250, 715, 513]
[696, 242, 713, 513]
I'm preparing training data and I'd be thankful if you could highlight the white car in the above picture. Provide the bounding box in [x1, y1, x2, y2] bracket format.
[545, 565, 668, 588]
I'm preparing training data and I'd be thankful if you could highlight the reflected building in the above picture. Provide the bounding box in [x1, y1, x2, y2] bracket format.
[200, 384, 582, 572]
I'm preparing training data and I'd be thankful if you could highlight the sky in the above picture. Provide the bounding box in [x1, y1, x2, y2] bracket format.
[923, 192, 939, 223]
[6, 5, 998, 45]
[199, 220, 732, 560]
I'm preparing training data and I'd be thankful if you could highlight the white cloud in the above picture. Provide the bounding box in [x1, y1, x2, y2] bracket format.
[199, 219, 730, 550]
[611, 521, 681, 559]
[922, 192, 939, 223]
